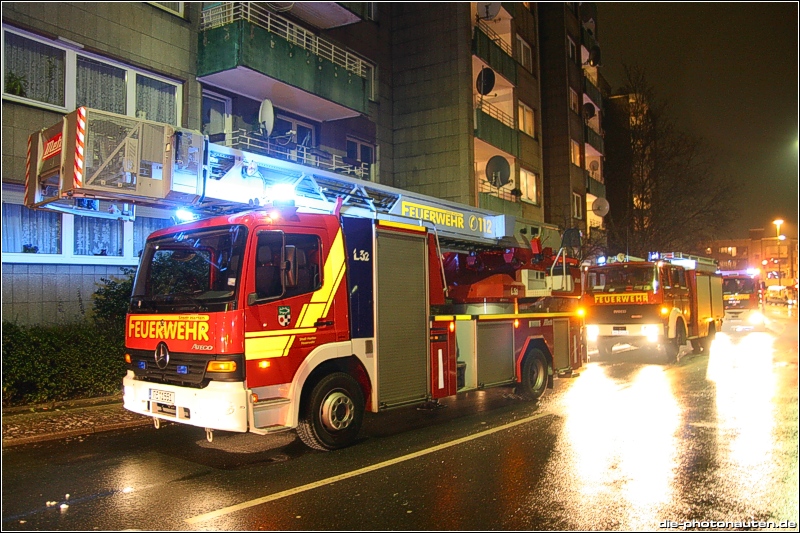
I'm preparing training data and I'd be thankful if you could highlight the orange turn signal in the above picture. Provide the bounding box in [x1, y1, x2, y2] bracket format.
[124, 353, 132, 364]
[660, 307, 670, 316]
[206, 361, 237, 372]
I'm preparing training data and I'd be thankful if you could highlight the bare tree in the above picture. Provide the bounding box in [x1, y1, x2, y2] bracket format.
[603, 66, 736, 258]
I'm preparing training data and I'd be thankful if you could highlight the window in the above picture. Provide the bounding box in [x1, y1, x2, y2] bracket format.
[516, 35, 533, 71]
[519, 168, 541, 205]
[568, 36, 577, 63]
[77, 56, 126, 114]
[3, 27, 182, 124]
[3, 30, 66, 106]
[2, 203, 62, 253]
[570, 139, 581, 166]
[572, 192, 583, 220]
[254, 231, 322, 301]
[74, 214, 123, 256]
[136, 74, 177, 124]
[569, 88, 580, 114]
[518, 102, 535, 138]
[134, 217, 174, 257]
[149, 2, 184, 16]
[202, 91, 232, 141]
[346, 137, 375, 175]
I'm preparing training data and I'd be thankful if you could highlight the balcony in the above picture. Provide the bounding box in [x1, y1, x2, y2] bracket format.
[584, 124, 604, 156]
[583, 76, 602, 107]
[472, 25, 517, 85]
[475, 101, 519, 158]
[222, 129, 372, 180]
[199, 3, 372, 119]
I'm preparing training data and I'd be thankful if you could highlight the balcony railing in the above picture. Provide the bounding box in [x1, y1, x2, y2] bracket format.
[476, 19, 512, 57]
[476, 98, 514, 129]
[222, 130, 372, 180]
[201, 2, 372, 80]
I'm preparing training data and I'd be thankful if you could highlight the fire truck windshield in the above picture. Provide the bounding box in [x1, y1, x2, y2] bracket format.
[722, 277, 756, 295]
[586, 264, 656, 294]
[131, 225, 247, 312]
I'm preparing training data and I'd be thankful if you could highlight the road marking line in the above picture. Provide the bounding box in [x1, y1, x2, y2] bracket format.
[185, 409, 552, 525]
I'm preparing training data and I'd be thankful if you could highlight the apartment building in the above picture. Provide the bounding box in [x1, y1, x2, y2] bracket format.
[3, 2, 597, 324]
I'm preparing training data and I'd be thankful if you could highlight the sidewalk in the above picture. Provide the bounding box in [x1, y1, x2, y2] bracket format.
[2, 395, 152, 448]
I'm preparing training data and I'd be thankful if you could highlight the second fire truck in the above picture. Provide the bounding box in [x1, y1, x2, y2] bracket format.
[582, 252, 724, 363]
[720, 269, 766, 332]
[26, 107, 586, 450]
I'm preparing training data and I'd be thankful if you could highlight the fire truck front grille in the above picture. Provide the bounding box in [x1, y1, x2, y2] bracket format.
[127, 350, 244, 388]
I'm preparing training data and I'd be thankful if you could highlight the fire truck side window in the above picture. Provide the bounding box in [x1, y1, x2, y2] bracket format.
[255, 232, 284, 299]
[284, 234, 322, 298]
[671, 267, 686, 288]
[253, 232, 322, 301]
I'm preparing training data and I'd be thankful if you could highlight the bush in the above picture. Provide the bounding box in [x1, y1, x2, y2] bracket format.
[2, 321, 127, 406]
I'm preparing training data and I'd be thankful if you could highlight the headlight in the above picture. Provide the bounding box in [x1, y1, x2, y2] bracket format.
[641, 324, 660, 343]
[748, 311, 764, 325]
[586, 325, 599, 341]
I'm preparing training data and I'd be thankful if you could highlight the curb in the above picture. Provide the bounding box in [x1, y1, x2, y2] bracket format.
[2, 417, 153, 448]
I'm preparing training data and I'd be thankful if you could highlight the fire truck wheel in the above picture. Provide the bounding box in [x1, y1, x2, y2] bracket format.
[596, 340, 613, 358]
[297, 372, 365, 451]
[519, 349, 548, 401]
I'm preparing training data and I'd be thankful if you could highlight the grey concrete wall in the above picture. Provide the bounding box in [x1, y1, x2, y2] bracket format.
[2, 263, 132, 325]
[390, 3, 475, 206]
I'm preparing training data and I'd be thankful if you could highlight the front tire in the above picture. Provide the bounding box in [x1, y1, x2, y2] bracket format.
[519, 349, 548, 401]
[297, 372, 364, 451]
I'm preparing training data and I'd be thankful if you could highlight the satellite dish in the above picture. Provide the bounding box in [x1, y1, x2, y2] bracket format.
[485, 156, 511, 187]
[259, 99, 274, 137]
[589, 160, 600, 171]
[476, 2, 501, 20]
[476, 67, 495, 96]
[583, 102, 596, 119]
[591, 197, 610, 217]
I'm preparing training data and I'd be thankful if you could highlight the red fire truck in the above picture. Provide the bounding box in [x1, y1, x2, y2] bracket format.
[26, 107, 586, 450]
[719, 269, 766, 332]
[582, 252, 723, 363]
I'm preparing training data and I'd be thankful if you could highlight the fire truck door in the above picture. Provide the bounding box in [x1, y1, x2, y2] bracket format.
[375, 228, 429, 408]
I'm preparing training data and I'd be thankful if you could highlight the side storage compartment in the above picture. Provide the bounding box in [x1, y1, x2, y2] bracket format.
[375, 228, 430, 408]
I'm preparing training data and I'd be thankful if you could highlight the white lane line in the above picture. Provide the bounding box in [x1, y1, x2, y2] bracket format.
[185, 409, 552, 525]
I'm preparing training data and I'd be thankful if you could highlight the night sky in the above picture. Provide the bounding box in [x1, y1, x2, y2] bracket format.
[596, 2, 798, 239]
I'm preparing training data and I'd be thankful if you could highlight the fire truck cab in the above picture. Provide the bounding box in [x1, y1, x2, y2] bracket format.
[720, 269, 766, 332]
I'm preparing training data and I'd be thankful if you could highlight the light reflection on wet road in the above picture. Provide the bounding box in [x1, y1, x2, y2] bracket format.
[2, 308, 797, 530]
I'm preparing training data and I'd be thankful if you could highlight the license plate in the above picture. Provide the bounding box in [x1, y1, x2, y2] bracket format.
[150, 389, 175, 404]
[612, 328, 628, 335]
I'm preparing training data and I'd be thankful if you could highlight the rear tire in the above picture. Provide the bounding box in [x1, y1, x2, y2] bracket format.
[519, 349, 548, 401]
[297, 372, 364, 451]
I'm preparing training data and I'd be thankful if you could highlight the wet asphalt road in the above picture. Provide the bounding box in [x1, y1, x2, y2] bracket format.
[2, 306, 798, 531]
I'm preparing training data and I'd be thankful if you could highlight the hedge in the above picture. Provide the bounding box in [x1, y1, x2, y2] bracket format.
[2, 321, 127, 406]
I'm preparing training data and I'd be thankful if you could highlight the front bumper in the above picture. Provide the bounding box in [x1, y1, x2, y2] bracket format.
[122, 371, 249, 432]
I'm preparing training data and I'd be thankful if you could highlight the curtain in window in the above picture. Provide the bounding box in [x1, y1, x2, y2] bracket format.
[1, 203, 62, 253]
[74, 215, 123, 256]
[4, 32, 65, 106]
[77, 56, 126, 114]
[136, 74, 176, 125]
[134, 216, 173, 257]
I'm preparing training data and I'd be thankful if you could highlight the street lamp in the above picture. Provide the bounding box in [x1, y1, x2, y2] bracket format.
[774, 219, 784, 239]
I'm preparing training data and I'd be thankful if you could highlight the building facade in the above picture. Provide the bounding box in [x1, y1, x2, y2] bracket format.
[3, 2, 605, 325]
